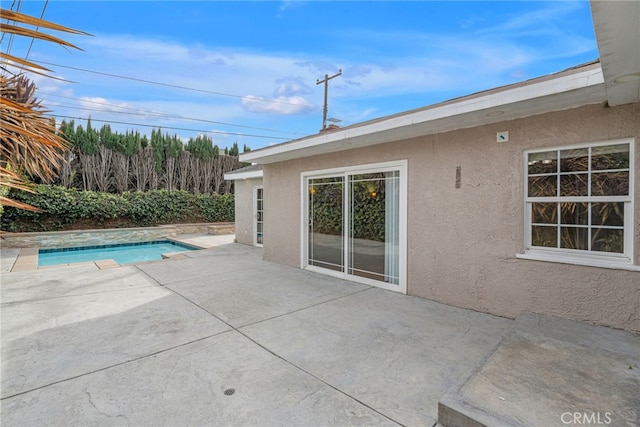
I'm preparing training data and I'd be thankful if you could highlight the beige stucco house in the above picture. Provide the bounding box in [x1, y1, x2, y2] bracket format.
[226, 1, 639, 332]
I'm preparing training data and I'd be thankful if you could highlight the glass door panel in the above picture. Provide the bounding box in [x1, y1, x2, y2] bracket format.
[308, 176, 344, 272]
[348, 171, 400, 284]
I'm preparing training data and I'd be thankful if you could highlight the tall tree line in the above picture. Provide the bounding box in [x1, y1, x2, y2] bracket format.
[47, 119, 249, 194]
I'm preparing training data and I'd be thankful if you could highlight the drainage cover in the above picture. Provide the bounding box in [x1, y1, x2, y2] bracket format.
[224, 388, 235, 396]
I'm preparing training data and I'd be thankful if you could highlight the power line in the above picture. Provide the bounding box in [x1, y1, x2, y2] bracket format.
[40, 91, 306, 136]
[22, 0, 48, 65]
[49, 101, 301, 138]
[35, 60, 307, 107]
[50, 114, 290, 140]
[3, 0, 22, 55]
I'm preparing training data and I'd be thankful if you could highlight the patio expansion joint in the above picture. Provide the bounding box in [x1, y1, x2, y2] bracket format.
[237, 285, 375, 330]
[147, 276, 406, 426]
[0, 331, 231, 402]
[236, 309, 406, 427]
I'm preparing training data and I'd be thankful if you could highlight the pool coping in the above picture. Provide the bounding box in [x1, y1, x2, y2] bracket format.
[10, 237, 211, 272]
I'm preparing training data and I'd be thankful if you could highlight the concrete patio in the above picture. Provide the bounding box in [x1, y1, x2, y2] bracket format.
[1, 236, 638, 426]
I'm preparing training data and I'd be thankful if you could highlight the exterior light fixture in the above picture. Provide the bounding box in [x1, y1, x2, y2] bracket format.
[612, 73, 640, 84]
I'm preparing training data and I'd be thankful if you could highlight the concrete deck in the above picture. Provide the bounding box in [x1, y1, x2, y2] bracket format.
[1, 236, 638, 426]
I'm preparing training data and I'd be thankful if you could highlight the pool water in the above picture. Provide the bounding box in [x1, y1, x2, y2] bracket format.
[38, 241, 197, 267]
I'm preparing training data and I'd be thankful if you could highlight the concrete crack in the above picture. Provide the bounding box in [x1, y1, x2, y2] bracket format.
[84, 389, 130, 425]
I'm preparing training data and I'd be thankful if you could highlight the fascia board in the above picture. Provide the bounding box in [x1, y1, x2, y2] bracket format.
[223, 170, 264, 180]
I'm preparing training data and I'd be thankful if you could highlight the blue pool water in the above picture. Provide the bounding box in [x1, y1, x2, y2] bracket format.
[38, 241, 197, 267]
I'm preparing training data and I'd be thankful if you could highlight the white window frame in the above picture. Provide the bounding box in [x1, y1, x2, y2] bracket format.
[300, 160, 408, 293]
[518, 138, 637, 271]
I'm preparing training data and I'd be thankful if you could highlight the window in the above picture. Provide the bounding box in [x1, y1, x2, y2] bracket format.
[524, 139, 634, 265]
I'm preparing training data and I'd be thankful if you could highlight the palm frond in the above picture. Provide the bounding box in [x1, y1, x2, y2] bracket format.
[0, 23, 84, 49]
[1, 9, 88, 212]
[0, 52, 51, 72]
[0, 196, 39, 211]
[0, 9, 90, 35]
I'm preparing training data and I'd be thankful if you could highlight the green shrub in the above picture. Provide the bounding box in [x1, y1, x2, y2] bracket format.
[196, 192, 234, 222]
[1, 185, 234, 232]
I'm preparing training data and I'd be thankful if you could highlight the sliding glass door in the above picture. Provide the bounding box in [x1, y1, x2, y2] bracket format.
[308, 176, 344, 272]
[304, 162, 406, 292]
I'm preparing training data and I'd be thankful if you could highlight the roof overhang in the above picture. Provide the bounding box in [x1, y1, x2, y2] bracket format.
[241, 63, 606, 164]
[224, 166, 263, 180]
[591, 0, 640, 107]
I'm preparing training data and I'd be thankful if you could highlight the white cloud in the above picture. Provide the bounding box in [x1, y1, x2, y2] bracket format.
[242, 95, 315, 115]
[478, 2, 584, 35]
[295, 61, 342, 77]
[26, 70, 71, 98]
[81, 35, 233, 67]
[278, 1, 305, 16]
[77, 97, 136, 113]
[62, 29, 540, 112]
[274, 77, 312, 97]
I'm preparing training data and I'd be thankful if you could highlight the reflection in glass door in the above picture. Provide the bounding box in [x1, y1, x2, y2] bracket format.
[308, 176, 344, 272]
[306, 164, 403, 290]
[254, 186, 264, 246]
[348, 171, 400, 284]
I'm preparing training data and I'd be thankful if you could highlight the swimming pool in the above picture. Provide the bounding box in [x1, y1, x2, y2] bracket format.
[38, 241, 198, 267]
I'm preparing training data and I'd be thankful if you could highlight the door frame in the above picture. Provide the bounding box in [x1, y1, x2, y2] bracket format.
[300, 160, 408, 293]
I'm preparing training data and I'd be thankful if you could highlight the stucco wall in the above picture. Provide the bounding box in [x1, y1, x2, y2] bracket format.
[263, 102, 640, 332]
[233, 177, 262, 246]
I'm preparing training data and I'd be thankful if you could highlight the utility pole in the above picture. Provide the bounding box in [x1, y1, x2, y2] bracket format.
[316, 69, 342, 131]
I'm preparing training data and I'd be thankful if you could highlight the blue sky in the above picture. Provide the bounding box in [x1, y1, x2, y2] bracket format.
[8, 1, 598, 151]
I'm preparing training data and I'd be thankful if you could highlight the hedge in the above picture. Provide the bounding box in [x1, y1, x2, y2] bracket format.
[0, 186, 234, 232]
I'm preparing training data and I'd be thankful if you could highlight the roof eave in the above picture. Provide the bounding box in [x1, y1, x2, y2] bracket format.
[591, 0, 640, 107]
[224, 169, 264, 180]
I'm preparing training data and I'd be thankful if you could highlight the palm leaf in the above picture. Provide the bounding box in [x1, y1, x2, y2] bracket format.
[0, 52, 51, 71]
[0, 23, 84, 49]
[0, 9, 90, 35]
[1, 10, 88, 212]
[0, 196, 39, 211]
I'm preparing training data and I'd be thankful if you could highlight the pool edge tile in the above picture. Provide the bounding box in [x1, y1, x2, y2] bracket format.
[167, 236, 210, 249]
